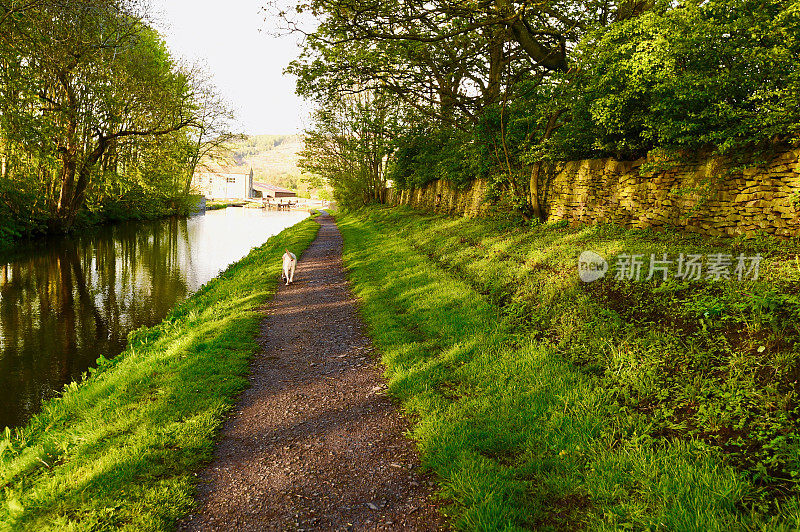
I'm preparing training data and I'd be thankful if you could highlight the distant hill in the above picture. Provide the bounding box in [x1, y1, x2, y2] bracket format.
[226, 134, 304, 189]
[203, 134, 331, 199]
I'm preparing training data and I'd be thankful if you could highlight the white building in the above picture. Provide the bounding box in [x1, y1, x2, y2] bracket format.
[192, 167, 254, 200]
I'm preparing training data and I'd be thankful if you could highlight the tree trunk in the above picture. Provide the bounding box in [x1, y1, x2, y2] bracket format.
[55, 135, 108, 230]
[184, 133, 204, 195]
[530, 162, 544, 221]
[54, 70, 80, 228]
[484, 29, 504, 106]
[55, 137, 78, 227]
[494, 0, 568, 72]
[529, 110, 564, 222]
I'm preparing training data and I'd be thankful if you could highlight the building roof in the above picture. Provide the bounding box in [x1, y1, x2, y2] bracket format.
[252, 182, 296, 194]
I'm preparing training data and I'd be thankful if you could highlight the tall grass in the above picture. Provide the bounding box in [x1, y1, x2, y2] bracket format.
[0, 217, 319, 531]
[338, 206, 800, 530]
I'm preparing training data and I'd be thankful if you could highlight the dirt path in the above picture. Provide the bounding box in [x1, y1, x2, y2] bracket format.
[179, 213, 445, 531]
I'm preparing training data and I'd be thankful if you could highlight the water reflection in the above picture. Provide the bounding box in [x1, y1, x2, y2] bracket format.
[0, 208, 309, 429]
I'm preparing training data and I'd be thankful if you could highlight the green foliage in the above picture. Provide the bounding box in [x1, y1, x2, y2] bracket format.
[298, 90, 401, 209]
[315, 188, 333, 202]
[0, 0, 228, 239]
[0, 177, 50, 248]
[205, 201, 230, 211]
[388, 126, 480, 190]
[91, 186, 197, 222]
[0, 217, 319, 530]
[339, 205, 800, 528]
[291, 0, 800, 211]
[566, 0, 800, 159]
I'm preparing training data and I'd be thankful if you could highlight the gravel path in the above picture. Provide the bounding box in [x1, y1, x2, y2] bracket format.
[179, 213, 445, 531]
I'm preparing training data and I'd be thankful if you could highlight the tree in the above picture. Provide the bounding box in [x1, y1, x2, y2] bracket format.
[280, 0, 612, 218]
[299, 86, 400, 208]
[1, 0, 197, 230]
[181, 65, 242, 195]
[280, 0, 800, 220]
[276, 0, 607, 73]
[570, 0, 800, 159]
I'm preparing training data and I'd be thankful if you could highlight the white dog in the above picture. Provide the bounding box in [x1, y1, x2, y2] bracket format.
[281, 249, 297, 285]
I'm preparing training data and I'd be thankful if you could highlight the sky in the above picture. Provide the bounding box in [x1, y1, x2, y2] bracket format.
[149, 0, 308, 135]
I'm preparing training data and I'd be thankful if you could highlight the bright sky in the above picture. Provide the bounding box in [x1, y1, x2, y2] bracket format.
[149, 0, 308, 135]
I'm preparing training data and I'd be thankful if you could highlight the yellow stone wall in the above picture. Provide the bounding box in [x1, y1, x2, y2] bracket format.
[546, 149, 800, 237]
[387, 178, 490, 218]
[388, 148, 800, 237]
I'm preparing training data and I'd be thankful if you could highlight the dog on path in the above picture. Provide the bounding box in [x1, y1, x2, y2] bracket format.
[282, 249, 297, 285]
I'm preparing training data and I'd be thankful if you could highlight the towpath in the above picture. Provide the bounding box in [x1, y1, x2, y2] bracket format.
[179, 213, 444, 531]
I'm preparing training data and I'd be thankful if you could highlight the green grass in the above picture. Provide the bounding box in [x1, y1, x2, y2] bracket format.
[0, 217, 319, 531]
[337, 205, 800, 530]
[205, 201, 230, 210]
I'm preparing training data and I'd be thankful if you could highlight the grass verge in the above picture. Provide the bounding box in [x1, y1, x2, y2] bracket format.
[205, 201, 230, 211]
[338, 205, 800, 530]
[0, 216, 319, 531]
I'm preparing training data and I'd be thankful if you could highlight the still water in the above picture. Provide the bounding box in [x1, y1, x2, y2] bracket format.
[0, 208, 309, 429]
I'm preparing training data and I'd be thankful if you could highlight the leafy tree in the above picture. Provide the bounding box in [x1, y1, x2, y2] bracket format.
[0, 0, 199, 231]
[569, 0, 800, 158]
[281, 0, 619, 218]
[388, 124, 479, 190]
[281, 0, 800, 219]
[182, 65, 242, 195]
[299, 87, 401, 208]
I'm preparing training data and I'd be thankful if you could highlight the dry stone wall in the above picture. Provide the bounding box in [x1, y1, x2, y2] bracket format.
[389, 148, 800, 237]
[389, 178, 490, 217]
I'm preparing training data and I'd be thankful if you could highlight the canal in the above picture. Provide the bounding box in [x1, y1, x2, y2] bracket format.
[0, 207, 309, 429]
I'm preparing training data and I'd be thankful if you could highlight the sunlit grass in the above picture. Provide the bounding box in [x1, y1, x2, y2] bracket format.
[0, 217, 320, 531]
[338, 206, 800, 530]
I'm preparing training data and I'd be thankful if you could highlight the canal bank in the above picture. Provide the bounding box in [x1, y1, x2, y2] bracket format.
[0, 208, 309, 429]
[0, 215, 319, 530]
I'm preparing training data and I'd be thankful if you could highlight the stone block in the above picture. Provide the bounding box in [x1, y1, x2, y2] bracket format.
[742, 167, 760, 177]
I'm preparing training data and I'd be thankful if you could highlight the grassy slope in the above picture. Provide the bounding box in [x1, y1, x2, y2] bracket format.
[0, 217, 319, 531]
[338, 206, 800, 530]
[229, 134, 303, 183]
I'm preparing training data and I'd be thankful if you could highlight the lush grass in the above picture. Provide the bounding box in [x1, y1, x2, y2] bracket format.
[205, 201, 230, 211]
[0, 216, 319, 531]
[337, 205, 800, 530]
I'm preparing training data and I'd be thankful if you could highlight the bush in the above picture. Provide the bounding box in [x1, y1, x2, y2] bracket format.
[388, 126, 480, 190]
[0, 178, 49, 246]
[573, 0, 800, 159]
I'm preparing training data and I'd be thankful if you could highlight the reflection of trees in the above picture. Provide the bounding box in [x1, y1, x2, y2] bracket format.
[57, 254, 76, 383]
[69, 244, 108, 339]
[0, 216, 191, 429]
